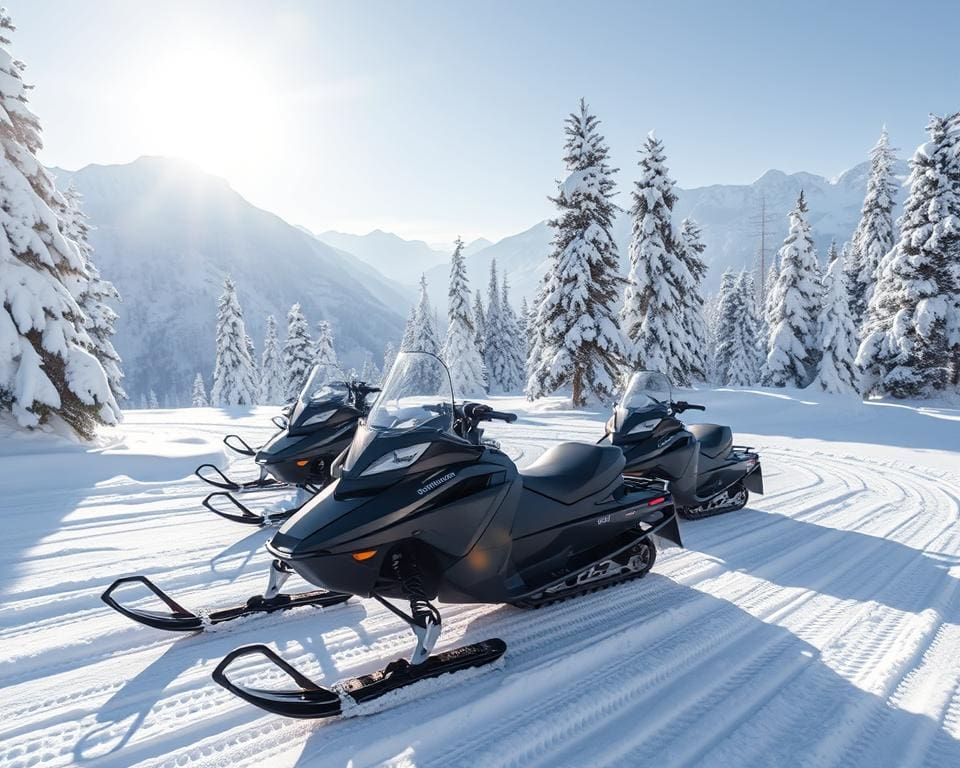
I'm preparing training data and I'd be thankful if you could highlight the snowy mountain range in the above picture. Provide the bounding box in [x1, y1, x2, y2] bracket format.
[51, 154, 907, 403]
[311, 229, 491, 285]
[51, 157, 407, 403]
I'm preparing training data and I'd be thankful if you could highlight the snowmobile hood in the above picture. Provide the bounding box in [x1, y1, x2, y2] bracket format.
[611, 402, 670, 445]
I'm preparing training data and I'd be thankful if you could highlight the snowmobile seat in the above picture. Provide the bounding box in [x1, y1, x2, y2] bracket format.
[521, 442, 625, 504]
[688, 424, 733, 459]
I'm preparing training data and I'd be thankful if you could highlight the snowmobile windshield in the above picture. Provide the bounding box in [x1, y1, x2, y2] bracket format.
[614, 371, 672, 430]
[289, 365, 350, 426]
[367, 351, 455, 435]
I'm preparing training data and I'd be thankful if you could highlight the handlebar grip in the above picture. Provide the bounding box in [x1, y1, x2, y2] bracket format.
[688, 404, 706, 411]
[487, 410, 518, 423]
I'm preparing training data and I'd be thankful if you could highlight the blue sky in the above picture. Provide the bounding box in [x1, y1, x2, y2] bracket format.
[10, 0, 957, 243]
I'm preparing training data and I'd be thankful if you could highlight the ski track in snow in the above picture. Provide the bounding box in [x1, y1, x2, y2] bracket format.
[1, 400, 959, 768]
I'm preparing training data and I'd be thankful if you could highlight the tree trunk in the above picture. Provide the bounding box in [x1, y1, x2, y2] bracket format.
[571, 366, 583, 407]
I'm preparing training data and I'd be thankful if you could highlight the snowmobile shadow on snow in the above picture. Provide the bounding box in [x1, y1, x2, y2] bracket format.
[690, 508, 960, 615]
[72, 601, 375, 766]
[207, 526, 275, 578]
[286, 573, 960, 766]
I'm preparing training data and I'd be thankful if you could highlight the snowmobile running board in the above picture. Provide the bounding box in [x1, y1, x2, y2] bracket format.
[101, 575, 350, 632]
[202, 491, 311, 527]
[194, 463, 291, 493]
[212, 638, 507, 719]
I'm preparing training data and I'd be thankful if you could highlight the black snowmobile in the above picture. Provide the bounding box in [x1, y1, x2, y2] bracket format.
[100, 361, 500, 634]
[601, 371, 763, 519]
[197, 365, 381, 526]
[211, 352, 681, 719]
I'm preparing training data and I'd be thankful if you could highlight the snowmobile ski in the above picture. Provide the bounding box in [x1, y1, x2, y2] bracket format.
[212, 638, 507, 719]
[223, 434, 260, 457]
[101, 574, 350, 632]
[194, 463, 292, 493]
[202, 489, 315, 527]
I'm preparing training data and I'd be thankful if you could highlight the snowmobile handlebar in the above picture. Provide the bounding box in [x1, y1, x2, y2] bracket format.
[462, 403, 518, 423]
[673, 401, 706, 413]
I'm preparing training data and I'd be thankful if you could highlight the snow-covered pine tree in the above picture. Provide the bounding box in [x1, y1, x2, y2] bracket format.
[149, 389, 159, 409]
[61, 182, 126, 403]
[472, 290, 486, 358]
[739, 270, 764, 385]
[847, 128, 899, 331]
[400, 307, 416, 352]
[947, 113, 960, 388]
[483, 259, 510, 392]
[762, 191, 821, 387]
[244, 333, 259, 403]
[210, 276, 257, 406]
[826, 240, 839, 265]
[382, 341, 397, 381]
[313, 320, 338, 371]
[857, 114, 959, 398]
[525, 275, 548, 386]
[282, 303, 313, 401]
[813, 250, 859, 393]
[713, 271, 740, 385]
[499, 275, 526, 392]
[0, 14, 120, 438]
[620, 132, 691, 385]
[192, 372, 208, 406]
[258, 315, 284, 404]
[526, 99, 626, 405]
[360, 355, 380, 384]
[677, 217, 710, 383]
[403, 275, 443, 391]
[441, 238, 486, 397]
[517, 295, 530, 379]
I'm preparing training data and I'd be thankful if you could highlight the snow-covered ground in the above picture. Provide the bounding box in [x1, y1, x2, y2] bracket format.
[2, 389, 960, 767]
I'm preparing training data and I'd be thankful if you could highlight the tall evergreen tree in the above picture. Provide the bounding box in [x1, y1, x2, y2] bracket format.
[402, 275, 443, 391]
[499, 275, 526, 392]
[484, 259, 510, 392]
[192, 372, 208, 407]
[621, 132, 692, 384]
[713, 271, 738, 385]
[813, 252, 859, 394]
[360, 355, 380, 384]
[313, 320, 338, 370]
[61, 182, 126, 403]
[382, 341, 397, 382]
[0, 13, 120, 438]
[244, 333, 259, 402]
[858, 114, 959, 398]
[847, 128, 899, 331]
[526, 99, 626, 405]
[258, 314, 284, 404]
[211, 276, 257, 406]
[282, 303, 313, 401]
[762, 192, 820, 387]
[472, 290, 486, 358]
[677, 217, 710, 383]
[400, 306, 417, 352]
[441, 239, 486, 397]
[148, 389, 159, 409]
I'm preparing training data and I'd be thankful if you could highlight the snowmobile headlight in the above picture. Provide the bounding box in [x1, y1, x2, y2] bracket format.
[360, 443, 430, 476]
[302, 410, 337, 426]
[628, 419, 661, 435]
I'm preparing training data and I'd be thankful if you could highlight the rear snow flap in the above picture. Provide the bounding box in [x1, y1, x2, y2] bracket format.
[653, 512, 682, 549]
[744, 463, 764, 494]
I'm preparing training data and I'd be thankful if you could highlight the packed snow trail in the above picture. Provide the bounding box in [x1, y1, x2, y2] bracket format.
[1, 389, 959, 767]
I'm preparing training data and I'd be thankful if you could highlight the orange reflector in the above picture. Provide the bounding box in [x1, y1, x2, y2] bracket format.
[648, 496, 667, 506]
[295, 459, 310, 467]
[352, 550, 377, 561]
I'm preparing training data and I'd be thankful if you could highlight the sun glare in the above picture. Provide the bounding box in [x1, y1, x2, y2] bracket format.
[132, 44, 282, 180]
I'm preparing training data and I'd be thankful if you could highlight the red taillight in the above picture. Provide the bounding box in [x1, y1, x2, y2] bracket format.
[648, 496, 666, 506]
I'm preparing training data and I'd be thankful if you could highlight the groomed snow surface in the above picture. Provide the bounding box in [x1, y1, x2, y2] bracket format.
[2, 389, 960, 768]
